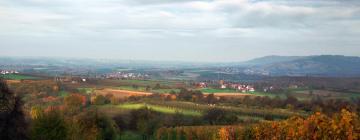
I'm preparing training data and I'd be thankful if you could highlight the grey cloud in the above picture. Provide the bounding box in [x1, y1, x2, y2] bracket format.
[0, 0, 360, 61]
[214, 1, 360, 29]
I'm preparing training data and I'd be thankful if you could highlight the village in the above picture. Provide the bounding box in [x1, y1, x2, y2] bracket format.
[103, 71, 150, 80]
[0, 70, 19, 75]
[196, 80, 256, 93]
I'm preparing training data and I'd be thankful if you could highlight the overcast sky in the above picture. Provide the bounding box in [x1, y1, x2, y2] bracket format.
[0, 0, 359, 62]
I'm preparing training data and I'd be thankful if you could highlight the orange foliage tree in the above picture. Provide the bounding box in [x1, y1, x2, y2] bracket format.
[156, 109, 360, 140]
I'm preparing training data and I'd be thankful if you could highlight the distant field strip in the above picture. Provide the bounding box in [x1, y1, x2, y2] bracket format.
[116, 103, 202, 116]
[95, 88, 152, 98]
[0, 74, 39, 80]
[116, 86, 180, 94]
[147, 101, 306, 119]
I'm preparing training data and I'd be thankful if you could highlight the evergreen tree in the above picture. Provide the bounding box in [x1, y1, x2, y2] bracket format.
[0, 79, 28, 140]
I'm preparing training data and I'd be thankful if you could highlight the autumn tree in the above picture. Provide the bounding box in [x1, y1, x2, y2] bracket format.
[203, 108, 238, 125]
[93, 95, 108, 105]
[206, 94, 217, 104]
[31, 109, 67, 140]
[30, 106, 43, 119]
[129, 108, 161, 140]
[67, 109, 119, 140]
[64, 94, 84, 115]
[153, 83, 161, 90]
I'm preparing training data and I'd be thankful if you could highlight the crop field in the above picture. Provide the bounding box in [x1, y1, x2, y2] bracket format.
[116, 86, 180, 94]
[58, 91, 70, 97]
[212, 93, 256, 97]
[0, 74, 40, 80]
[200, 88, 238, 93]
[152, 88, 180, 94]
[77, 88, 95, 94]
[95, 88, 152, 98]
[116, 103, 202, 116]
[116, 86, 147, 91]
[145, 101, 305, 120]
[200, 88, 278, 98]
[100, 79, 187, 88]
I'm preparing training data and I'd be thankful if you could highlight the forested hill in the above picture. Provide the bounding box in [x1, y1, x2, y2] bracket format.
[241, 55, 360, 77]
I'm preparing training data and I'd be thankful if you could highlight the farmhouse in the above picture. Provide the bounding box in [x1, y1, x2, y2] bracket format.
[220, 81, 256, 92]
[197, 82, 207, 88]
[104, 72, 149, 80]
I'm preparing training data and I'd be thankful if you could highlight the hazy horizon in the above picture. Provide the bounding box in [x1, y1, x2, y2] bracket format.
[1, 0, 360, 62]
[1, 54, 360, 64]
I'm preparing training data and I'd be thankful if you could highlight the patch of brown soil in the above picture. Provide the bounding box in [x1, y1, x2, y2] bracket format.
[95, 88, 152, 98]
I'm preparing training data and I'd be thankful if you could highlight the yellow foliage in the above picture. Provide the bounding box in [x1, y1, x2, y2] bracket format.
[156, 109, 360, 140]
[218, 127, 229, 140]
[30, 106, 43, 119]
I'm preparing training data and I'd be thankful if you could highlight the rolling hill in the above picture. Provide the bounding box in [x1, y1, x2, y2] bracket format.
[242, 55, 360, 77]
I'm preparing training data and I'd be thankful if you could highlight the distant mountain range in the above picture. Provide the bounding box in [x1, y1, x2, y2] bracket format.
[241, 55, 360, 77]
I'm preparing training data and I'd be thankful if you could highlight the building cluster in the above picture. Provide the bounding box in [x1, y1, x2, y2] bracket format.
[263, 86, 274, 92]
[54, 76, 87, 84]
[196, 80, 256, 93]
[0, 70, 19, 75]
[104, 72, 149, 80]
[197, 82, 208, 88]
[221, 83, 255, 92]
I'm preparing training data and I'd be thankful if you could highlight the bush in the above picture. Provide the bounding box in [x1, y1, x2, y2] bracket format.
[31, 110, 67, 140]
[203, 108, 238, 125]
[157, 109, 360, 140]
[93, 95, 108, 105]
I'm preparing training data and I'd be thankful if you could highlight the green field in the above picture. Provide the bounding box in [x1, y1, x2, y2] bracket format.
[116, 86, 147, 91]
[119, 131, 143, 140]
[58, 91, 70, 97]
[102, 79, 187, 88]
[152, 88, 180, 94]
[0, 74, 39, 80]
[77, 88, 95, 94]
[116, 103, 202, 116]
[116, 86, 179, 94]
[200, 88, 238, 93]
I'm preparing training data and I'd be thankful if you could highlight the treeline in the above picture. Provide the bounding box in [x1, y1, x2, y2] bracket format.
[112, 107, 243, 139]
[141, 88, 220, 104]
[113, 107, 203, 140]
[224, 95, 360, 115]
[147, 101, 300, 121]
[156, 109, 360, 140]
[111, 106, 300, 139]
[138, 88, 360, 116]
[258, 76, 360, 91]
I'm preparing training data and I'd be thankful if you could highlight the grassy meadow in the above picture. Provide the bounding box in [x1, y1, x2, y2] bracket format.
[116, 103, 202, 116]
[0, 74, 40, 80]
